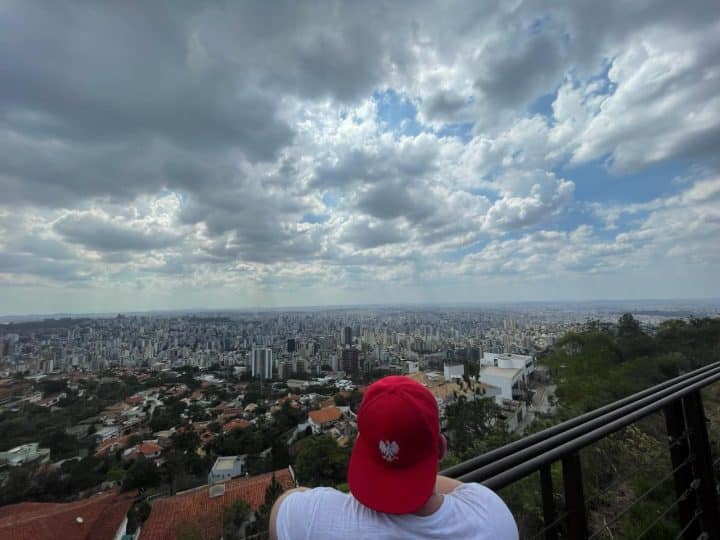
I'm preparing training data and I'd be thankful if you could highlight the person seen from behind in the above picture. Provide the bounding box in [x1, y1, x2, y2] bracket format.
[270, 375, 519, 539]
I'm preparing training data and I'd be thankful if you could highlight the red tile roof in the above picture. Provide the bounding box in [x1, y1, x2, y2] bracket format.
[0, 490, 135, 540]
[139, 442, 162, 456]
[140, 468, 295, 540]
[308, 406, 342, 425]
[95, 435, 131, 457]
[222, 419, 251, 433]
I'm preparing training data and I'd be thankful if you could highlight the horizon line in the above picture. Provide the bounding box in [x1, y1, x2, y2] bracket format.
[1, 296, 719, 320]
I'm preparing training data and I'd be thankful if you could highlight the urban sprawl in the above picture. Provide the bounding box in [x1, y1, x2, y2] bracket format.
[0, 304, 712, 538]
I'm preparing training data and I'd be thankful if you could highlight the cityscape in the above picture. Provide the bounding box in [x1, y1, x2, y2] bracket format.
[1, 0, 720, 538]
[1, 300, 718, 538]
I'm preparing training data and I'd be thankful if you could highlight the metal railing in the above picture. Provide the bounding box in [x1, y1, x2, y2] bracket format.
[442, 361, 720, 539]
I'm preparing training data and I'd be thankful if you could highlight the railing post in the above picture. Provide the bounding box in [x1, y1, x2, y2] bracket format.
[562, 452, 588, 540]
[683, 391, 720, 540]
[664, 399, 700, 540]
[539, 464, 558, 540]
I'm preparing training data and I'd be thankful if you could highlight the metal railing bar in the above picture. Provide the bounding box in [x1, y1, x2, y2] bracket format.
[478, 369, 720, 489]
[461, 366, 720, 486]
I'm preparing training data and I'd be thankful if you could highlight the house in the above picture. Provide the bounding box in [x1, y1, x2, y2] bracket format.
[123, 441, 162, 461]
[443, 363, 464, 382]
[208, 455, 246, 484]
[479, 366, 524, 404]
[95, 426, 120, 442]
[37, 392, 66, 408]
[0, 443, 50, 467]
[154, 429, 176, 448]
[0, 489, 135, 540]
[308, 406, 343, 434]
[222, 418, 252, 433]
[94, 435, 131, 457]
[138, 441, 162, 459]
[140, 468, 296, 540]
[482, 352, 535, 380]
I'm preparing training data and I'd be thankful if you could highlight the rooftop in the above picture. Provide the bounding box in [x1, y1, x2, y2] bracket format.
[140, 468, 294, 540]
[480, 366, 522, 379]
[308, 407, 342, 425]
[222, 418, 252, 433]
[212, 456, 243, 472]
[0, 490, 135, 540]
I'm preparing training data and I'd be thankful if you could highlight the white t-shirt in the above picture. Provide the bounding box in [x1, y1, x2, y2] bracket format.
[276, 483, 519, 539]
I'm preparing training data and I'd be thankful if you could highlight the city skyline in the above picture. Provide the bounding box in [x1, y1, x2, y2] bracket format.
[1, 1, 719, 315]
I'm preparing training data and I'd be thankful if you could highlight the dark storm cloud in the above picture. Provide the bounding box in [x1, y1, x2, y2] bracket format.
[54, 213, 180, 252]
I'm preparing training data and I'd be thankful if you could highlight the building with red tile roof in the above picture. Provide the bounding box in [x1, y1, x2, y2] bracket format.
[125, 395, 144, 406]
[94, 434, 131, 457]
[308, 406, 342, 427]
[140, 468, 295, 540]
[222, 418, 251, 433]
[138, 442, 162, 458]
[0, 490, 135, 540]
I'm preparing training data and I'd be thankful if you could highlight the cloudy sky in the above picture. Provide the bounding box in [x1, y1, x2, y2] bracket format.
[1, 1, 719, 314]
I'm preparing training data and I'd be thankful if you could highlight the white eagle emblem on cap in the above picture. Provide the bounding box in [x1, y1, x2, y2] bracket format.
[379, 440, 399, 462]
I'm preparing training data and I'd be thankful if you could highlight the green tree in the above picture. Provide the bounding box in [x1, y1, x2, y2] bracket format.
[123, 455, 161, 491]
[294, 435, 349, 487]
[172, 429, 200, 454]
[222, 499, 252, 539]
[255, 473, 285, 532]
[445, 396, 507, 460]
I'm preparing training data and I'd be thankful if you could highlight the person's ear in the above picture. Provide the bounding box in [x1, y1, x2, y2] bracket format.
[438, 434, 447, 461]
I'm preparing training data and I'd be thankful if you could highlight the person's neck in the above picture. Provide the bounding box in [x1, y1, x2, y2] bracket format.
[413, 492, 444, 516]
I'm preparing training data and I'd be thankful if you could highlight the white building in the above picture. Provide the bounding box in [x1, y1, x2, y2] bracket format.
[482, 353, 534, 383]
[95, 425, 120, 442]
[479, 366, 524, 405]
[406, 361, 419, 374]
[443, 363, 464, 382]
[208, 455, 246, 484]
[251, 347, 274, 380]
[0, 443, 50, 466]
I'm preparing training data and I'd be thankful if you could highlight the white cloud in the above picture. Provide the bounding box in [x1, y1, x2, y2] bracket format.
[1, 1, 719, 311]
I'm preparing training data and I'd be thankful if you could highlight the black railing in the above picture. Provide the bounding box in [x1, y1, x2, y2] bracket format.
[442, 361, 720, 539]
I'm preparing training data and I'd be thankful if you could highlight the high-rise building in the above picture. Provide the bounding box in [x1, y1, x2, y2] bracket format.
[278, 360, 293, 379]
[343, 326, 352, 347]
[251, 347, 273, 380]
[342, 347, 359, 374]
[286, 338, 296, 353]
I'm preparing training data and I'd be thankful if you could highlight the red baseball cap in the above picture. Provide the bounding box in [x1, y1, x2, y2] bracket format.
[348, 375, 440, 514]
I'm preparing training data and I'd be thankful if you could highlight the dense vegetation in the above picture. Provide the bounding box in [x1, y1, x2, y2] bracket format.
[500, 316, 720, 539]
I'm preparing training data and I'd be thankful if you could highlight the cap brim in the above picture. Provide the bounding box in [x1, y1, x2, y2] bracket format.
[348, 433, 437, 514]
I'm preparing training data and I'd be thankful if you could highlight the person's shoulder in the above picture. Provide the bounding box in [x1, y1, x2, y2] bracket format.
[280, 486, 349, 512]
[448, 483, 518, 536]
[451, 482, 504, 501]
[273, 487, 351, 540]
